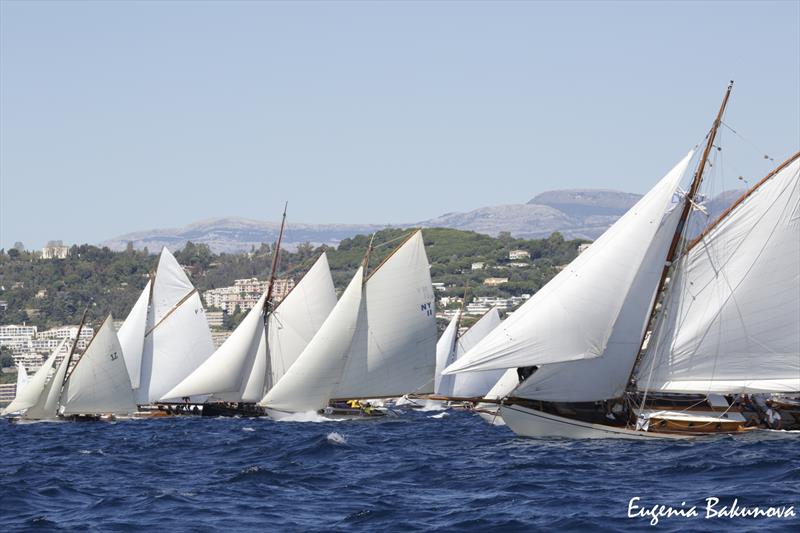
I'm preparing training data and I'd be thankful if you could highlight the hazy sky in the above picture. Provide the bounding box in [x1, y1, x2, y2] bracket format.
[1, 0, 798, 249]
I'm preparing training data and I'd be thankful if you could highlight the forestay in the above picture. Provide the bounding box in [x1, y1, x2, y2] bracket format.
[62, 316, 137, 415]
[444, 151, 694, 375]
[639, 155, 800, 394]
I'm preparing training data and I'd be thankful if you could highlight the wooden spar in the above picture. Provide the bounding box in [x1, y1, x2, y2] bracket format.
[261, 202, 288, 393]
[625, 81, 734, 392]
[361, 233, 376, 279]
[144, 289, 197, 337]
[61, 305, 90, 387]
[686, 150, 800, 252]
[457, 282, 469, 336]
[265, 201, 288, 311]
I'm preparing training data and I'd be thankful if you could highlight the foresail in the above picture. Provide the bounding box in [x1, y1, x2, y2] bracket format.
[332, 231, 437, 399]
[62, 316, 137, 415]
[639, 155, 800, 394]
[267, 253, 337, 389]
[118, 279, 150, 389]
[162, 293, 266, 401]
[259, 267, 364, 413]
[443, 151, 694, 375]
[514, 193, 686, 402]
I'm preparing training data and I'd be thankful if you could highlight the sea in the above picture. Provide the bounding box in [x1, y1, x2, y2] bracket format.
[0, 408, 798, 532]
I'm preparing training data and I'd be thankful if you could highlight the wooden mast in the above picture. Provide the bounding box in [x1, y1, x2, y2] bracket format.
[362, 233, 376, 280]
[265, 202, 288, 312]
[626, 81, 734, 392]
[260, 202, 288, 394]
[61, 304, 90, 386]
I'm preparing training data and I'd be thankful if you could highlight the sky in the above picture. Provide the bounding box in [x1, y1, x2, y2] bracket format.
[1, 0, 798, 250]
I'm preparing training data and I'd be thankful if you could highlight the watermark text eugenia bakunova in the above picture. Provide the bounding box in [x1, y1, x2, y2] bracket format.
[628, 497, 796, 526]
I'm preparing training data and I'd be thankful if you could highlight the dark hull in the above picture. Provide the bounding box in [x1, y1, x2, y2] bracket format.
[201, 402, 268, 418]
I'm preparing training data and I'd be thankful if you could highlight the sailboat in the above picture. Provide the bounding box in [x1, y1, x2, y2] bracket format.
[1, 338, 70, 419]
[117, 247, 215, 408]
[160, 252, 338, 414]
[446, 82, 798, 438]
[410, 306, 505, 412]
[258, 230, 437, 419]
[59, 315, 138, 419]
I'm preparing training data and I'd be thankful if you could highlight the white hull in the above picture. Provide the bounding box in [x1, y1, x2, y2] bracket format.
[500, 404, 691, 440]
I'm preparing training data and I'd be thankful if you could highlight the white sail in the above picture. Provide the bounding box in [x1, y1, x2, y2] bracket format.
[25, 346, 71, 420]
[332, 231, 437, 399]
[137, 248, 215, 403]
[639, 155, 800, 394]
[260, 267, 365, 413]
[162, 293, 267, 400]
[444, 151, 694, 375]
[1, 340, 66, 415]
[15, 363, 29, 396]
[450, 309, 504, 397]
[267, 253, 338, 388]
[513, 192, 686, 402]
[118, 279, 150, 389]
[434, 312, 460, 396]
[61, 317, 137, 415]
[239, 329, 268, 402]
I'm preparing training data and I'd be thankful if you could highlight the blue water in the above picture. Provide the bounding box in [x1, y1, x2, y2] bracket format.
[1, 409, 798, 532]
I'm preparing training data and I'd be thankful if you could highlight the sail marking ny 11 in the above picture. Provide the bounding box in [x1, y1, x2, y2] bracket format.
[0, 338, 68, 415]
[639, 153, 800, 394]
[331, 231, 437, 399]
[443, 150, 695, 377]
[61, 316, 138, 415]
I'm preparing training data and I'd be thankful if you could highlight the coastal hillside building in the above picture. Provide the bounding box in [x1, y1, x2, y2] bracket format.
[471, 262, 485, 270]
[206, 311, 224, 328]
[483, 277, 508, 286]
[204, 277, 295, 314]
[509, 250, 530, 260]
[42, 241, 70, 259]
[38, 325, 94, 351]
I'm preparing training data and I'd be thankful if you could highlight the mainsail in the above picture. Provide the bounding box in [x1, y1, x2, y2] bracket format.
[0, 339, 67, 415]
[638, 153, 800, 394]
[136, 248, 215, 403]
[61, 316, 137, 415]
[443, 151, 695, 376]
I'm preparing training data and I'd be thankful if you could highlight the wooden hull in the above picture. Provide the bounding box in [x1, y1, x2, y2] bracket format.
[501, 404, 692, 440]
